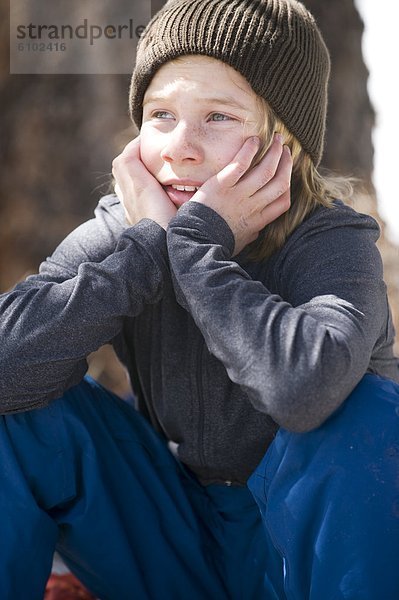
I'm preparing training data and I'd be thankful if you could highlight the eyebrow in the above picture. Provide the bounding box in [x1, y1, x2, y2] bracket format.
[143, 94, 247, 110]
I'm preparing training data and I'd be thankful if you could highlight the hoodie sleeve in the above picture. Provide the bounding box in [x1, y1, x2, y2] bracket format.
[0, 195, 169, 413]
[167, 200, 390, 432]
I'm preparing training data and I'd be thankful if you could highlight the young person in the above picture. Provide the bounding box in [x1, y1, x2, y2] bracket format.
[1, 0, 399, 598]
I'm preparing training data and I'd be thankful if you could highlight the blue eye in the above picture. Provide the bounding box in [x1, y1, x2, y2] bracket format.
[152, 111, 173, 119]
[210, 113, 232, 121]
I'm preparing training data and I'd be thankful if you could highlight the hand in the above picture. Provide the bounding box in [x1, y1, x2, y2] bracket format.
[191, 134, 293, 255]
[112, 137, 177, 229]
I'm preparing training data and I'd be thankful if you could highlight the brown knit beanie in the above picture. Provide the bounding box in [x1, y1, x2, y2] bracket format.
[129, 0, 330, 166]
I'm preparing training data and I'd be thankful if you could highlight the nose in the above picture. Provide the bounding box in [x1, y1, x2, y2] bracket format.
[160, 121, 204, 164]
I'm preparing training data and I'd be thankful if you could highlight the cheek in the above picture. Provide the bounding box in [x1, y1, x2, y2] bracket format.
[139, 129, 162, 172]
[210, 133, 246, 171]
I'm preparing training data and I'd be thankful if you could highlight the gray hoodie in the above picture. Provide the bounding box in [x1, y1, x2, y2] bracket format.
[0, 195, 398, 484]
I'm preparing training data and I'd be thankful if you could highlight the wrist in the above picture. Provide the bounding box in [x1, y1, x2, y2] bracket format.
[168, 201, 235, 255]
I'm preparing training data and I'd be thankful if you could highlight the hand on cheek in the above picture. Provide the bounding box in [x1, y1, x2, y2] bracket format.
[112, 137, 177, 230]
[192, 134, 293, 255]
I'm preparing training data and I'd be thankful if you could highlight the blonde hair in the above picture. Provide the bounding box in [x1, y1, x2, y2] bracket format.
[246, 97, 355, 261]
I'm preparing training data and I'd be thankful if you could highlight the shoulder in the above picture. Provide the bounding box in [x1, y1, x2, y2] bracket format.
[73, 193, 127, 246]
[272, 200, 385, 305]
[291, 199, 380, 244]
[43, 194, 128, 277]
[94, 193, 127, 228]
[279, 199, 381, 264]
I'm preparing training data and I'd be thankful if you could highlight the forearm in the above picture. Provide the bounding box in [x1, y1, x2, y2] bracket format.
[0, 219, 168, 413]
[167, 202, 385, 432]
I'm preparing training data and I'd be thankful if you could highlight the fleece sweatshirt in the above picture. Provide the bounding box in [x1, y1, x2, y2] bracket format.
[0, 195, 398, 485]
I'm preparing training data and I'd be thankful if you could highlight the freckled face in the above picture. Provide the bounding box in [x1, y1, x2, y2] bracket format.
[140, 56, 262, 207]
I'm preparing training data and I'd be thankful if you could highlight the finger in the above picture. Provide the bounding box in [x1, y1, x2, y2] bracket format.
[241, 133, 285, 196]
[250, 145, 293, 209]
[112, 136, 141, 174]
[114, 182, 124, 202]
[120, 135, 141, 156]
[259, 188, 291, 228]
[112, 136, 144, 190]
[215, 136, 260, 188]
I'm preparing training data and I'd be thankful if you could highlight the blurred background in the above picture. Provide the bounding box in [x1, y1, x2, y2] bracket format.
[357, 0, 399, 246]
[1, 0, 398, 400]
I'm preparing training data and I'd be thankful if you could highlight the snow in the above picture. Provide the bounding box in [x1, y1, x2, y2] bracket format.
[355, 0, 399, 244]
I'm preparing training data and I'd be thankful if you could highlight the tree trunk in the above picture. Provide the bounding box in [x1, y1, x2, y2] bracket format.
[304, 0, 398, 354]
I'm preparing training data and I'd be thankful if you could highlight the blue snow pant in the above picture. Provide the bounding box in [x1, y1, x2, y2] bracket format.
[247, 373, 399, 599]
[0, 373, 398, 599]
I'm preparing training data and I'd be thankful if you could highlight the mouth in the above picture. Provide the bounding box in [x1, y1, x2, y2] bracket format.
[162, 183, 202, 207]
[170, 184, 200, 192]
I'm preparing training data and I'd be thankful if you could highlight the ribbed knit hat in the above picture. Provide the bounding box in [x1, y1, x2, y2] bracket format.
[129, 0, 330, 165]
